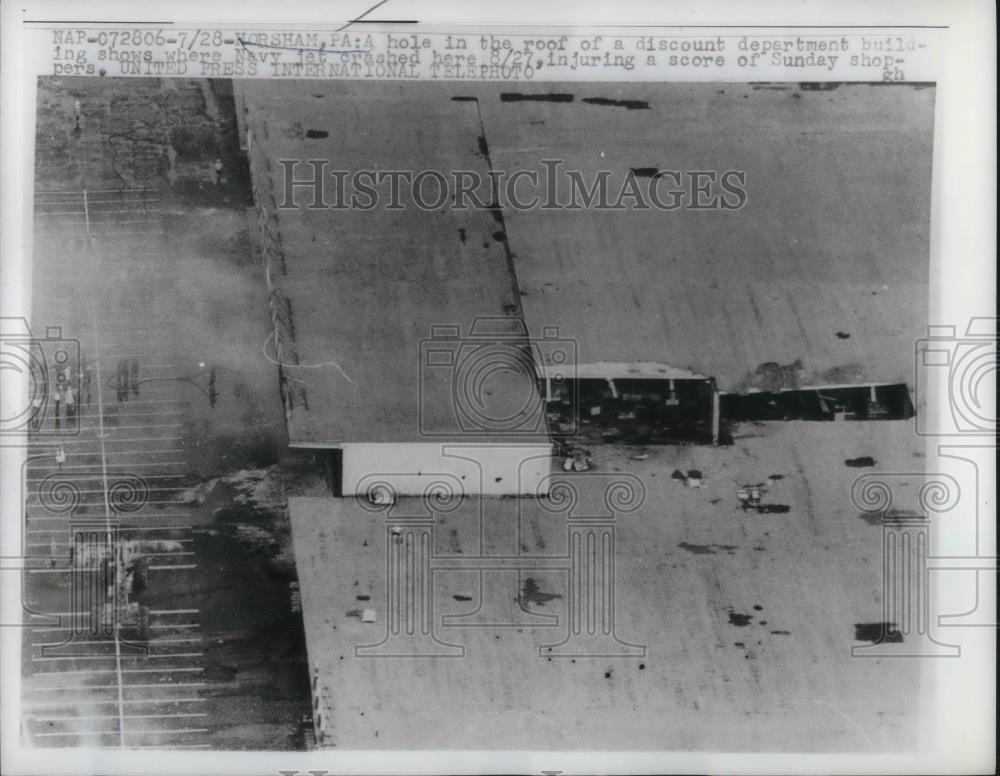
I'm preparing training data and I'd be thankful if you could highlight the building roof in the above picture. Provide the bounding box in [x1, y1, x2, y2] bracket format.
[237, 81, 548, 445]
[474, 82, 933, 391]
[241, 81, 933, 445]
[288, 421, 923, 750]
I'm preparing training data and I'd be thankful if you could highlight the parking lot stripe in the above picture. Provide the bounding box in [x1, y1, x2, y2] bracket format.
[27, 462, 186, 470]
[27, 698, 205, 711]
[34, 668, 204, 676]
[25, 682, 207, 693]
[33, 727, 209, 738]
[29, 490, 190, 500]
[27, 474, 186, 483]
[78, 193, 130, 748]
[39, 436, 184, 445]
[43, 608, 200, 617]
[29, 488, 190, 498]
[147, 624, 200, 630]
[35, 712, 208, 723]
[30, 622, 199, 635]
[33, 653, 204, 663]
[39, 450, 185, 458]
[78, 423, 186, 432]
[32, 637, 202, 647]
[25, 547, 193, 556]
[26, 526, 194, 535]
[74, 410, 184, 419]
[27, 501, 189, 512]
[150, 608, 200, 615]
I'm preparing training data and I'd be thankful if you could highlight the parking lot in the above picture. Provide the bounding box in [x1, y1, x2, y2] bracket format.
[23, 95, 310, 749]
[22, 189, 212, 747]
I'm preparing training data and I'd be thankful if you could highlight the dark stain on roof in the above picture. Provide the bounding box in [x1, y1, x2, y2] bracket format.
[581, 97, 650, 110]
[800, 82, 842, 91]
[500, 92, 574, 103]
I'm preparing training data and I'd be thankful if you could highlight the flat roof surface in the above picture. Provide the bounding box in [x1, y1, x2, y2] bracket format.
[474, 82, 933, 390]
[243, 82, 932, 447]
[238, 81, 547, 444]
[290, 420, 924, 750]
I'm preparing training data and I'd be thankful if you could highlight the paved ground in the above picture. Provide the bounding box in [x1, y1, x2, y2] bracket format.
[23, 189, 215, 748]
[22, 78, 311, 750]
[291, 420, 925, 751]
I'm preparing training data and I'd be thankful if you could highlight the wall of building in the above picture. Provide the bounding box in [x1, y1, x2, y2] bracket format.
[340, 442, 554, 497]
[236, 88, 308, 425]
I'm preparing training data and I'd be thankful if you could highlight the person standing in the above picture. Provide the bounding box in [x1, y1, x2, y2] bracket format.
[208, 367, 217, 408]
[81, 366, 92, 407]
[55, 446, 66, 471]
[64, 384, 76, 426]
[53, 376, 65, 426]
[116, 359, 129, 403]
[129, 358, 140, 397]
[30, 397, 43, 432]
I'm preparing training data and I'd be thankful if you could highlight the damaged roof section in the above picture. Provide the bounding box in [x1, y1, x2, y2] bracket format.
[536, 360, 709, 382]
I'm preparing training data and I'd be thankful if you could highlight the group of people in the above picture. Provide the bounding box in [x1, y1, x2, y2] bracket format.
[30, 363, 92, 432]
[28, 355, 141, 432]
